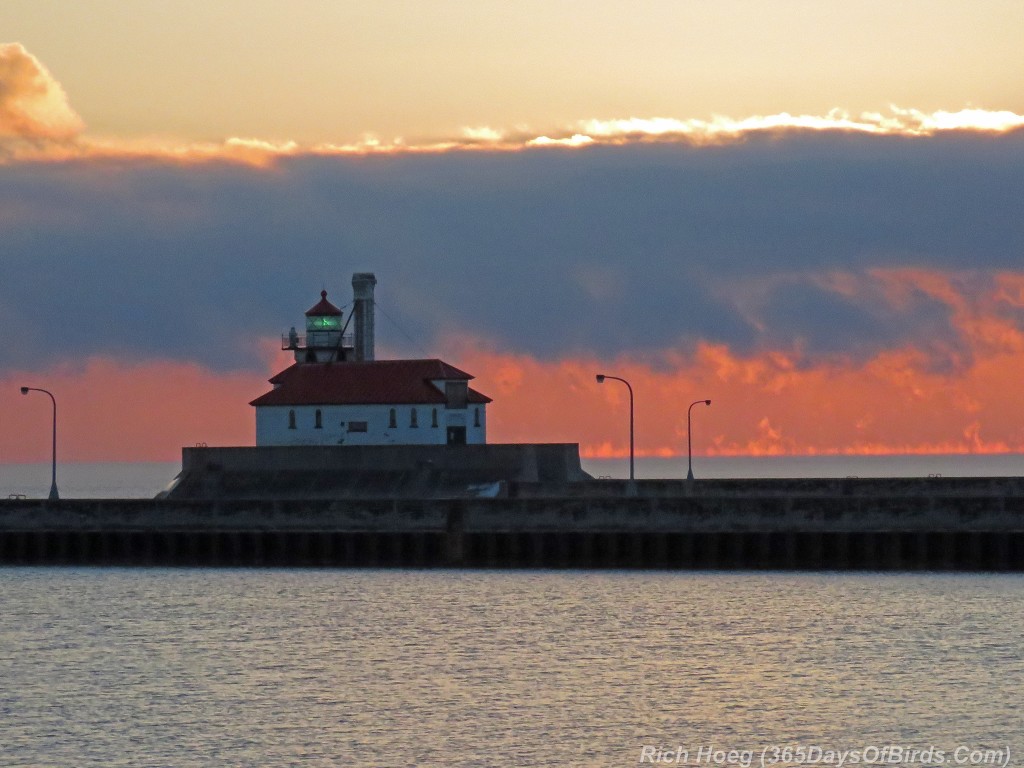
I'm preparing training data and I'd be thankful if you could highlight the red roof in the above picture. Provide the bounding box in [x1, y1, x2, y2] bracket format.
[305, 290, 343, 316]
[250, 359, 492, 406]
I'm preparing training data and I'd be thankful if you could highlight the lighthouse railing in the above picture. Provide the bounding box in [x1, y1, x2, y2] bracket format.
[282, 332, 355, 350]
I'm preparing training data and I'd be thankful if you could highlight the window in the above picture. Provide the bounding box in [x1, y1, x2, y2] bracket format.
[315, 409, 323, 429]
[431, 408, 438, 428]
[288, 410, 296, 429]
[388, 408, 397, 429]
[445, 381, 468, 409]
[347, 421, 368, 433]
[410, 408, 418, 428]
[474, 407, 481, 428]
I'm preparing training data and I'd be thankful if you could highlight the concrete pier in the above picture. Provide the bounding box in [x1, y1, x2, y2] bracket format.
[3, 477, 1024, 570]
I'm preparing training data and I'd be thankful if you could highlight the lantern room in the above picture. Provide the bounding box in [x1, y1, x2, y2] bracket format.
[283, 290, 353, 363]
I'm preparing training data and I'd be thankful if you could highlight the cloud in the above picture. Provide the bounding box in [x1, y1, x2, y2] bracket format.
[3, 129, 1023, 374]
[573, 108, 1024, 143]
[0, 43, 83, 151]
[0, 356, 263, 462]
[9, 303, 1024, 463]
[4, 44, 1024, 459]
[4, 42, 1024, 165]
[444, 316, 1024, 459]
[6, 106, 1024, 165]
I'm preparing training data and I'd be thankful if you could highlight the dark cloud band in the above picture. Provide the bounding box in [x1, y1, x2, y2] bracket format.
[1, 130, 1023, 371]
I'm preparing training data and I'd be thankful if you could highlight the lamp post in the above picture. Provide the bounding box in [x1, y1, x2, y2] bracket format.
[687, 399, 711, 481]
[20, 386, 59, 500]
[595, 374, 634, 480]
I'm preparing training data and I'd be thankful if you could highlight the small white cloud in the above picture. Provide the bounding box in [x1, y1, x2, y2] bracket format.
[461, 126, 505, 142]
[526, 133, 594, 148]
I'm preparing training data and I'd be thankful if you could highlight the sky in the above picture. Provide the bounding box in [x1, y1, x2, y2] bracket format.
[2, 1, 1024, 463]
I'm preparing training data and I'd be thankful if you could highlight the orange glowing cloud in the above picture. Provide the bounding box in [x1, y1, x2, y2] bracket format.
[449, 337, 1024, 459]
[0, 43, 83, 142]
[4, 267, 1024, 463]
[5, 269, 1024, 463]
[1, 357, 265, 463]
[439, 269, 1024, 459]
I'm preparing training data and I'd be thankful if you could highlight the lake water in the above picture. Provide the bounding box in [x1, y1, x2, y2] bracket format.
[0, 569, 1020, 767]
[3, 454, 1023, 499]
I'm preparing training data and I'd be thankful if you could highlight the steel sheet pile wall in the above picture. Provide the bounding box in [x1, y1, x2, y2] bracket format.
[2, 480, 1024, 570]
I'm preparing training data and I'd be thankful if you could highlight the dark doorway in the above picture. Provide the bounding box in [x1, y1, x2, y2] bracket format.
[446, 426, 467, 445]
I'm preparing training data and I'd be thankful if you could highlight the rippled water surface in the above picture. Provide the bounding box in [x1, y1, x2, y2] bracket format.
[1, 570, 1021, 767]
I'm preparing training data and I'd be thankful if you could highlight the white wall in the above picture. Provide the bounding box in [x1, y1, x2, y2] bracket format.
[255, 403, 486, 446]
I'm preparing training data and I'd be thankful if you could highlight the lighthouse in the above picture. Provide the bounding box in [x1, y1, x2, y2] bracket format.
[251, 273, 491, 447]
[286, 290, 350, 363]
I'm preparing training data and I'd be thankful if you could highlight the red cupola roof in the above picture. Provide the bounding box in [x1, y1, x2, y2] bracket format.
[305, 290, 342, 317]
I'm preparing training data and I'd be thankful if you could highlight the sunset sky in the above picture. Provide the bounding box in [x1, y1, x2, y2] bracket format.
[3, 1, 1024, 463]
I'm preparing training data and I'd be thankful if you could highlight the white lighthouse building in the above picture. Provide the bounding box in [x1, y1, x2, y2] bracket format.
[250, 273, 491, 447]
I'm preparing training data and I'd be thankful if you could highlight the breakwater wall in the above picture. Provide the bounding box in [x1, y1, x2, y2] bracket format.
[3, 477, 1024, 570]
[166, 443, 592, 499]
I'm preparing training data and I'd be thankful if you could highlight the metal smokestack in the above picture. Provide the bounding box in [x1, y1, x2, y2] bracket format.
[351, 272, 377, 361]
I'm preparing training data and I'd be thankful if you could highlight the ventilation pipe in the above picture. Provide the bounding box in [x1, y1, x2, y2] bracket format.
[351, 272, 377, 361]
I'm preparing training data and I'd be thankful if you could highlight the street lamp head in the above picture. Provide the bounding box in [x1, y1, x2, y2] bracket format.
[595, 374, 605, 383]
[20, 386, 29, 395]
[705, 399, 711, 406]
